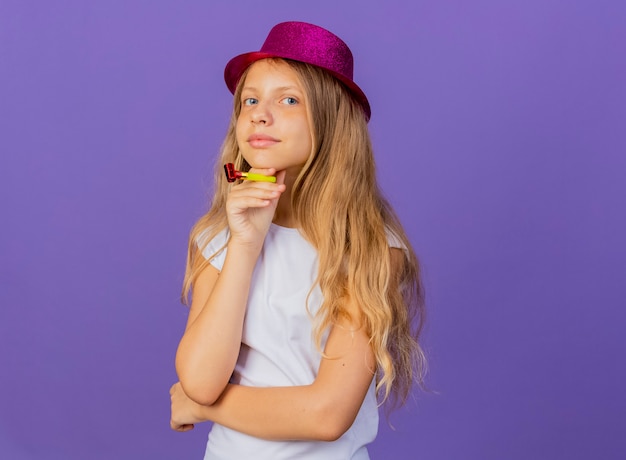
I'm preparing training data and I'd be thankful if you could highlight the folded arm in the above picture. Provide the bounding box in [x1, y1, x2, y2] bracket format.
[171, 298, 376, 441]
[171, 248, 406, 441]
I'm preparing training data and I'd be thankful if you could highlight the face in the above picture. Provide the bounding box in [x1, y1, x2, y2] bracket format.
[236, 59, 313, 177]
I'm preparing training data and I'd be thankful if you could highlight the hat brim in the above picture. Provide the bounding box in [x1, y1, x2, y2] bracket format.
[224, 52, 371, 121]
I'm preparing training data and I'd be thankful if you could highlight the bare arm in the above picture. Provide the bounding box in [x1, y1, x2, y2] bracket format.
[174, 243, 259, 405]
[175, 169, 286, 405]
[171, 296, 376, 441]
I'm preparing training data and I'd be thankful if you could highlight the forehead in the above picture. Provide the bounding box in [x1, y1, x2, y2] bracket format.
[242, 59, 304, 90]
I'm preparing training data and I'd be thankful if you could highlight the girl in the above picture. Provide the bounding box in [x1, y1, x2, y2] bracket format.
[170, 21, 426, 459]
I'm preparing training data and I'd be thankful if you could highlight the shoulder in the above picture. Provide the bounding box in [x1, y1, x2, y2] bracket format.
[197, 226, 230, 270]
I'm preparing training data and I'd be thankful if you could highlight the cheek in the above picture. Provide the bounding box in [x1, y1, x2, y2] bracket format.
[235, 118, 246, 145]
[235, 117, 243, 136]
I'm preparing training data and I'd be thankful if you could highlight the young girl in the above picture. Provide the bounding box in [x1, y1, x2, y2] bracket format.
[170, 21, 426, 459]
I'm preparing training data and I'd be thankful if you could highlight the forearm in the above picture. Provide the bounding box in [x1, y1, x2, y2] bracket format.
[193, 383, 341, 441]
[187, 319, 376, 441]
[175, 242, 259, 404]
[173, 286, 376, 440]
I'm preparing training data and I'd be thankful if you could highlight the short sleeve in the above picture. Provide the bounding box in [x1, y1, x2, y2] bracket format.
[385, 228, 406, 250]
[198, 227, 230, 271]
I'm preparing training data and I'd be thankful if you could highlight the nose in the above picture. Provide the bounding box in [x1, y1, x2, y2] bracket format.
[250, 102, 273, 126]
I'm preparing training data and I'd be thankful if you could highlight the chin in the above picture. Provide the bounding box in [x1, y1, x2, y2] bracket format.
[241, 155, 274, 170]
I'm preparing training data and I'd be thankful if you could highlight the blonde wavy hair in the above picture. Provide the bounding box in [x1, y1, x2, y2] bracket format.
[182, 58, 426, 408]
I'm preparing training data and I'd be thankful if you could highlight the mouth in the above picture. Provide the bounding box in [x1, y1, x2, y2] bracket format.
[247, 134, 280, 148]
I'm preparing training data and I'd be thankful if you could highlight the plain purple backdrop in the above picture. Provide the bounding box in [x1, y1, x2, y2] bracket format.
[1, 1, 625, 459]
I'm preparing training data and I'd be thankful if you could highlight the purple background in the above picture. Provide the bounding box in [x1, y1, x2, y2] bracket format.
[1, 1, 625, 459]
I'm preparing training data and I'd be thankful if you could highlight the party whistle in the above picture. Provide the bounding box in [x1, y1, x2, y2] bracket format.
[223, 163, 276, 183]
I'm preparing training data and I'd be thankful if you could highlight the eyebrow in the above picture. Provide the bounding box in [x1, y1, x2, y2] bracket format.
[241, 85, 303, 94]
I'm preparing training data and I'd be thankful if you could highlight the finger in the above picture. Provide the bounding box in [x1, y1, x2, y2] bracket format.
[231, 179, 283, 193]
[227, 196, 274, 209]
[170, 418, 193, 431]
[228, 190, 282, 207]
[228, 185, 284, 205]
[172, 423, 194, 432]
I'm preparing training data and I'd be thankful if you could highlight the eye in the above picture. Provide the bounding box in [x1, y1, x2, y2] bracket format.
[242, 97, 258, 106]
[280, 97, 298, 106]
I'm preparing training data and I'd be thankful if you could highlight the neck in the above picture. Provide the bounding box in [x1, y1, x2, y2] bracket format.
[273, 170, 298, 228]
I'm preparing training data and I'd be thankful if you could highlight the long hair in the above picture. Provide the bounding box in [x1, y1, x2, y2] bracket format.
[182, 58, 426, 408]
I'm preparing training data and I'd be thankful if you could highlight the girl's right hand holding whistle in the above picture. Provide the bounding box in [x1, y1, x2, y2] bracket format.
[225, 168, 286, 251]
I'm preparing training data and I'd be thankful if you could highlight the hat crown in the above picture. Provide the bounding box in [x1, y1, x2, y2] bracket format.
[260, 22, 354, 81]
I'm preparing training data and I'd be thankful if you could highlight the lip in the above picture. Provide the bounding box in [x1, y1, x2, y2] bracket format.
[247, 133, 280, 148]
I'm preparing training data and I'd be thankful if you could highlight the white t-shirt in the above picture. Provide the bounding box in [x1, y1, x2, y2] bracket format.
[200, 224, 381, 460]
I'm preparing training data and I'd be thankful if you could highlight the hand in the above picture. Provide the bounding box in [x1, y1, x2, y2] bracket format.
[170, 382, 206, 432]
[225, 169, 286, 249]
